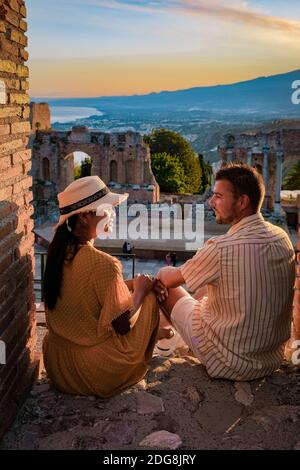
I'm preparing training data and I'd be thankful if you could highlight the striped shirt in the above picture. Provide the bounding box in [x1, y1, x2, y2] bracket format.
[180, 213, 295, 381]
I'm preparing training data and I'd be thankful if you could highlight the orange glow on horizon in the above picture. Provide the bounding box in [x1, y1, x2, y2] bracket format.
[29, 55, 300, 98]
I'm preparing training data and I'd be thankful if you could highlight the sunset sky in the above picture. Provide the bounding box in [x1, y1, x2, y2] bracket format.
[27, 0, 300, 98]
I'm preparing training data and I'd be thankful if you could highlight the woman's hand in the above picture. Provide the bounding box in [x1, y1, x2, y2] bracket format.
[133, 273, 155, 296]
[153, 279, 168, 303]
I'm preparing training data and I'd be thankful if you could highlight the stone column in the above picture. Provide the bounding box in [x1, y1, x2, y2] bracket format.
[227, 148, 233, 162]
[274, 150, 283, 215]
[262, 147, 270, 207]
[246, 147, 252, 166]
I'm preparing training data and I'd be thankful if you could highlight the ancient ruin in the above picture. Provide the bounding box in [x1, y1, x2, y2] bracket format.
[30, 103, 159, 222]
[218, 129, 300, 212]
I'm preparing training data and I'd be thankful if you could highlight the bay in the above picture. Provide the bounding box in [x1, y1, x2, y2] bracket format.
[50, 106, 104, 124]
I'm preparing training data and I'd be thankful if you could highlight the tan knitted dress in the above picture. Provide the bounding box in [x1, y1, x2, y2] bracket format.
[43, 243, 159, 397]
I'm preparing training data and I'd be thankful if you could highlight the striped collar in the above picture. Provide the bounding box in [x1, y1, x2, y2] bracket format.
[228, 213, 264, 236]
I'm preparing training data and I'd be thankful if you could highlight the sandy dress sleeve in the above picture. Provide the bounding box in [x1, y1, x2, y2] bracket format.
[92, 257, 134, 337]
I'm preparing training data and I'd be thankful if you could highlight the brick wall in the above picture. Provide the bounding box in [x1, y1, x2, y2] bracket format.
[0, 0, 37, 438]
[293, 194, 300, 342]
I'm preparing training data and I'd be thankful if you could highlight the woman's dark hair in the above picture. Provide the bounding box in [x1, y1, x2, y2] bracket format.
[43, 214, 81, 310]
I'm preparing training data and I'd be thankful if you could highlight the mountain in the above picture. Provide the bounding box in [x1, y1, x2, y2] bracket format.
[36, 68, 300, 117]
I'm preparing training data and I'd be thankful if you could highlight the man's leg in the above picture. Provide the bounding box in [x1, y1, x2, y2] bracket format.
[157, 287, 201, 357]
[159, 286, 191, 323]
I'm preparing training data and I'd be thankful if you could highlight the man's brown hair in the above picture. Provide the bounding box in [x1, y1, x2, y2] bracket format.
[215, 163, 265, 212]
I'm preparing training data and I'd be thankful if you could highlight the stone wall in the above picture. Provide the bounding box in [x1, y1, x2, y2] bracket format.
[218, 129, 300, 212]
[30, 102, 50, 131]
[293, 194, 300, 342]
[0, 0, 37, 439]
[31, 126, 160, 211]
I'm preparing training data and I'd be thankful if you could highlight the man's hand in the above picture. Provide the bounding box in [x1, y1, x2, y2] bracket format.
[153, 278, 168, 303]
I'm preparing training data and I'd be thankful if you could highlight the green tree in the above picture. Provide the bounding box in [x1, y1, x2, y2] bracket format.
[283, 161, 300, 190]
[198, 154, 212, 193]
[146, 128, 201, 193]
[74, 162, 81, 180]
[80, 157, 92, 177]
[151, 152, 186, 194]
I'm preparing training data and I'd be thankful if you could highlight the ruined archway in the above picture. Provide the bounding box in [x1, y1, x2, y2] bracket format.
[109, 160, 118, 182]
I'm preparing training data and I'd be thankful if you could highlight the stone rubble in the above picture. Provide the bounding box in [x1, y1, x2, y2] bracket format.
[1, 354, 300, 450]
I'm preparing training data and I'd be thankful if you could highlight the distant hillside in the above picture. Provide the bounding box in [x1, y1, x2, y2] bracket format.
[37, 69, 300, 117]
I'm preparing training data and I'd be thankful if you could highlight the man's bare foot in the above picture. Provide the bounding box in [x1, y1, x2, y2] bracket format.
[157, 327, 175, 341]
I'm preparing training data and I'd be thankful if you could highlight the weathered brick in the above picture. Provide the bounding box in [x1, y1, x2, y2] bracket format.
[0, 106, 20, 118]
[19, 48, 29, 61]
[3, 78, 20, 90]
[10, 29, 28, 47]
[16, 64, 29, 77]
[19, 19, 27, 32]
[20, 80, 29, 91]
[9, 93, 30, 105]
[0, 124, 10, 135]
[23, 190, 33, 206]
[0, 6, 19, 28]
[0, 59, 16, 73]
[0, 162, 22, 181]
[0, 138, 23, 155]
[0, 184, 13, 199]
[9, 0, 20, 14]
[0, 155, 11, 170]
[12, 149, 31, 165]
[22, 160, 31, 174]
[20, 4, 27, 17]
[22, 105, 30, 119]
[12, 175, 32, 195]
[18, 233, 35, 257]
[10, 121, 30, 134]
[0, 37, 19, 57]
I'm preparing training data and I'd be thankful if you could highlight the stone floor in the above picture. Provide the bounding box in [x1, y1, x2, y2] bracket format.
[1, 326, 300, 451]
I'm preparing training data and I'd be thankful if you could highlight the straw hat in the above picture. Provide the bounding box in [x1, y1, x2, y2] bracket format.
[55, 176, 128, 229]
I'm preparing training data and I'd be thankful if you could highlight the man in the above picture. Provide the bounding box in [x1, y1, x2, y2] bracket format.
[155, 163, 295, 381]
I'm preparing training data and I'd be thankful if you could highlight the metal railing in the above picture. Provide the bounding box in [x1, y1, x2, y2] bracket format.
[34, 251, 136, 302]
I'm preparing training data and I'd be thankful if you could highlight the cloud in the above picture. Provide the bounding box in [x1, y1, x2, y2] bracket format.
[83, 0, 300, 37]
[179, 0, 300, 37]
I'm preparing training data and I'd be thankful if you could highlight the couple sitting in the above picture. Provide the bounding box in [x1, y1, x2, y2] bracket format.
[43, 165, 295, 397]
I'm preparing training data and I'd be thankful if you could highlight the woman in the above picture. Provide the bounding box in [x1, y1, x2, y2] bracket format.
[43, 175, 160, 397]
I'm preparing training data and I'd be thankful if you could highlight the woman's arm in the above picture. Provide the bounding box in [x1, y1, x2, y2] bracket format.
[112, 274, 154, 335]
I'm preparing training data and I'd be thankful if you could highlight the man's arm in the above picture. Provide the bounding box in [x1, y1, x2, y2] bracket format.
[156, 266, 185, 288]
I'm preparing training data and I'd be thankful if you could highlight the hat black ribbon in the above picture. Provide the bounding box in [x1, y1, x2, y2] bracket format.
[60, 187, 110, 215]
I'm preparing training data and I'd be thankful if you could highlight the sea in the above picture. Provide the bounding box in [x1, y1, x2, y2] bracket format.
[50, 106, 103, 124]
